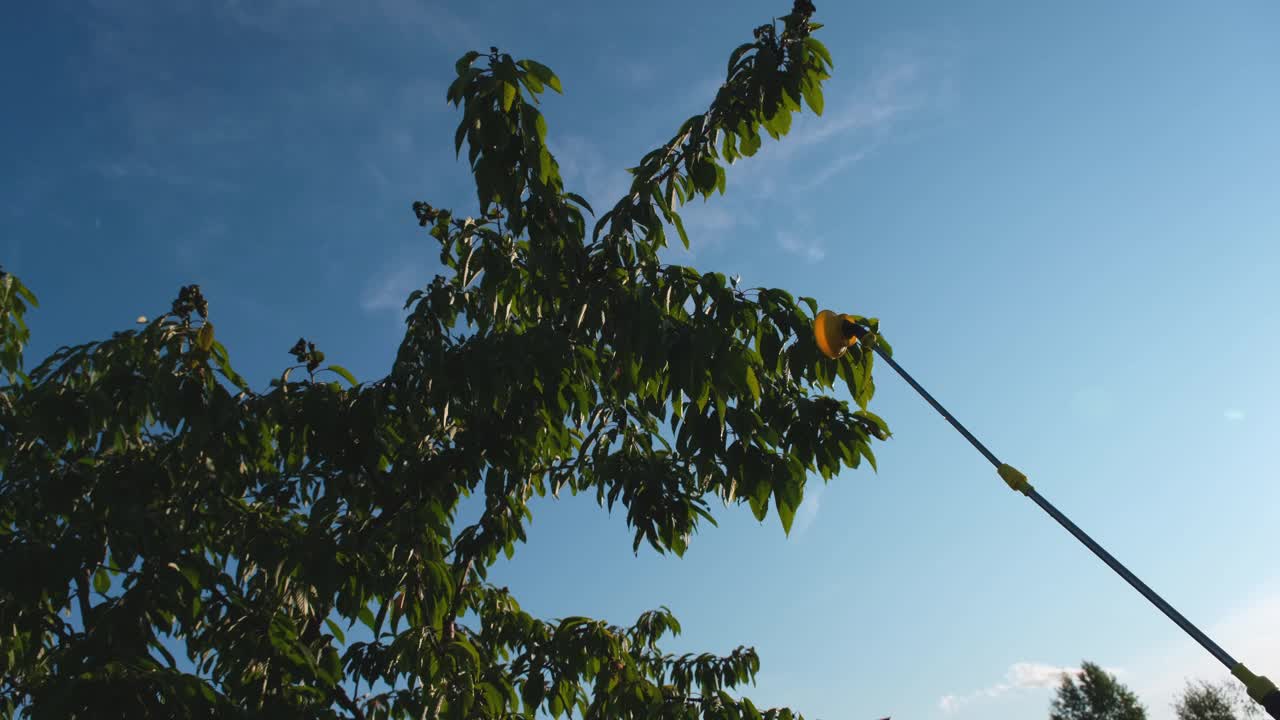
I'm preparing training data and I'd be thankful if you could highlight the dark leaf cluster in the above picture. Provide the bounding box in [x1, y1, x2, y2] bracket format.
[0, 3, 888, 717]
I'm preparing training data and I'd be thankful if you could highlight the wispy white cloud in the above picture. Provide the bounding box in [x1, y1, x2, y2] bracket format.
[682, 205, 740, 235]
[619, 60, 657, 88]
[792, 483, 825, 535]
[1223, 409, 1245, 421]
[725, 54, 929, 198]
[939, 662, 1086, 713]
[790, 59, 922, 151]
[81, 0, 462, 203]
[670, 203, 758, 257]
[355, 77, 455, 196]
[174, 219, 228, 271]
[934, 585, 1280, 720]
[362, 158, 392, 190]
[3, 173, 56, 221]
[361, 256, 428, 315]
[803, 148, 871, 190]
[218, 0, 477, 48]
[93, 158, 238, 192]
[551, 135, 632, 214]
[777, 231, 825, 263]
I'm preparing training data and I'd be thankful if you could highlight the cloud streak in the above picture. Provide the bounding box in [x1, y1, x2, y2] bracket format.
[934, 586, 1280, 720]
[939, 662, 1085, 713]
[721, 53, 930, 201]
[790, 59, 922, 152]
[217, 0, 478, 49]
[361, 256, 429, 315]
[777, 231, 825, 262]
[792, 483, 824, 535]
[551, 135, 632, 215]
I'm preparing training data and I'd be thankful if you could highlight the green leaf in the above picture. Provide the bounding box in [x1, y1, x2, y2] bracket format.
[805, 37, 833, 67]
[324, 618, 346, 643]
[691, 160, 717, 193]
[195, 322, 215, 352]
[565, 192, 594, 214]
[177, 565, 200, 589]
[855, 409, 890, 436]
[454, 120, 468, 156]
[857, 352, 875, 409]
[455, 50, 481, 75]
[15, 282, 38, 307]
[519, 59, 562, 93]
[874, 334, 893, 357]
[539, 148, 553, 184]
[801, 79, 824, 116]
[672, 212, 690, 249]
[744, 366, 760, 403]
[773, 463, 804, 536]
[858, 441, 878, 472]
[519, 72, 544, 94]
[726, 42, 754, 76]
[93, 568, 111, 594]
[722, 129, 738, 161]
[322, 647, 342, 681]
[747, 466, 772, 521]
[522, 676, 547, 713]
[0, 20, 889, 716]
[151, 640, 178, 668]
[534, 111, 548, 142]
[325, 365, 357, 386]
[769, 108, 792, 137]
[481, 683, 504, 714]
[451, 639, 482, 667]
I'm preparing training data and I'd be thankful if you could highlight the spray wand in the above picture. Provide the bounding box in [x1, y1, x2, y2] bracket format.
[814, 310, 1278, 718]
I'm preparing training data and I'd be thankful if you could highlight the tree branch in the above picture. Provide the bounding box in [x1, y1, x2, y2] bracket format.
[74, 568, 92, 631]
[443, 556, 474, 642]
[334, 684, 368, 720]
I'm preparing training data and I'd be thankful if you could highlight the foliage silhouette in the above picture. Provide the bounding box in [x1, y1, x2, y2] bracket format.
[1174, 679, 1261, 720]
[1051, 662, 1147, 720]
[0, 2, 891, 717]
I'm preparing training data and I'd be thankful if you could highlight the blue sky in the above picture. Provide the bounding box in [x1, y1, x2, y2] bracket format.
[5, 1, 1280, 718]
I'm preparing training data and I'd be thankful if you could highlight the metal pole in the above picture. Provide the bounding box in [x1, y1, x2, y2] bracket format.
[1021, 486, 1236, 668]
[862, 340, 1279, 717]
[872, 345, 1235, 667]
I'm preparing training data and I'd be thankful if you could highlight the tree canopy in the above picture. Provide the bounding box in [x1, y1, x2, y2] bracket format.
[1174, 679, 1261, 720]
[1051, 662, 1147, 720]
[0, 2, 895, 718]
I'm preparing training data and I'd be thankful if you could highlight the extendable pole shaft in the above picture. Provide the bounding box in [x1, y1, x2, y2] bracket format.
[867, 343, 1280, 717]
[1020, 485, 1236, 667]
[873, 349, 1234, 666]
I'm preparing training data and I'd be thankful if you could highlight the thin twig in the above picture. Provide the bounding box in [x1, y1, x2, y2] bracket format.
[334, 684, 368, 720]
[74, 569, 92, 631]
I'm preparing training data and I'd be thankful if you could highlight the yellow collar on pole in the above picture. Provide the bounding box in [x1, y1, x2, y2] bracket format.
[814, 309, 860, 359]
